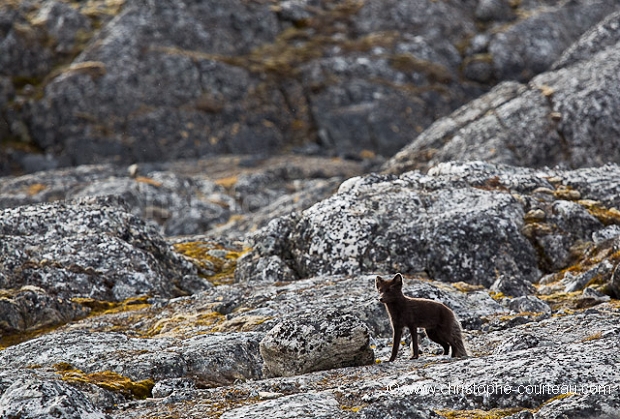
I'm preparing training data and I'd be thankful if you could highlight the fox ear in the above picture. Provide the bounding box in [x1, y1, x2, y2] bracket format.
[393, 273, 403, 285]
[375, 276, 384, 289]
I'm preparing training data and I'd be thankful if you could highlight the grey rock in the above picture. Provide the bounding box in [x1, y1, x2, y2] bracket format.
[493, 333, 540, 354]
[167, 333, 264, 388]
[0, 157, 365, 237]
[563, 260, 614, 293]
[151, 377, 195, 399]
[34, 1, 92, 54]
[220, 392, 341, 419]
[475, 0, 515, 22]
[508, 296, 551, 314]
[260, 312, 375, 377]
[385, 15, 620, 174]
[535, 392, 620, 419]
[592, 225, 620, 244]
[491, 275, 536, 298]
[67, 171, 233, 236]
[238, 164, 541, 288]
[0, 286, 89, 333]
[0, 197, 209, 301]
[0, 376, 108, 419]
[487, 1, 616, 82]
[0, 329, 264, 388]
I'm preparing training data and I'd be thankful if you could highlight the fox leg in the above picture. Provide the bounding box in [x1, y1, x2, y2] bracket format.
[389, 327, 403, 362]
[410, 327, 419, 359]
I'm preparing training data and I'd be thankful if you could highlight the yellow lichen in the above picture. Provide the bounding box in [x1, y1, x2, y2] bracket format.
[27, 183, 47, 195]
[72, 295, 151, 316]
[173, 241, 249, 285]
[452, 282, 486, 293]
[54, 363, 154, 399]
[134, 176, 163, 187]
[340, 404, 368, 413]
[581, 331, 603, 342]
[578, 200, 620, 226]
[145, 311, 225, 337]
[488, 290, 506, 301]
[210, 315, 272, 333]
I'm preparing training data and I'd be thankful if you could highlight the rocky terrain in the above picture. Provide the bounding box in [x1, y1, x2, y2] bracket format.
[2, 1, 620, 419]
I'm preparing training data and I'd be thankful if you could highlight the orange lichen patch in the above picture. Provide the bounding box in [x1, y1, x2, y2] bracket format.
[488, 290, 506, 301]
[340, 404, 368, 413]
[578, 200, 620, 226]
[214, 175, 239, 189]
[134, 176, 163, 187]
[27, 183, 47, 195]
[54, 362, 154, 399]
[553, 185, 580, 200]
[173, 241, 249, 285]
[581, 331, 603, 343]
[0, 323, 67, 350]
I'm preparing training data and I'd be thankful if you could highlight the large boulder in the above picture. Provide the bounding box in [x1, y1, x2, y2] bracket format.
[0, 196, 209, 301]
[260, 311, 375, 377]
[0, 286, 89, 334]
[237, 162, 620, 293]
[0, 375, 107, 419]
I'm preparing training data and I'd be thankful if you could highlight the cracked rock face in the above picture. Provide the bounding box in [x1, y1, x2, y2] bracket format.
[237, 164, 541, 287]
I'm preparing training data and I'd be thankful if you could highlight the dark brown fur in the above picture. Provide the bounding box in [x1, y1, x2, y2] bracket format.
[376, 273, 468, 361]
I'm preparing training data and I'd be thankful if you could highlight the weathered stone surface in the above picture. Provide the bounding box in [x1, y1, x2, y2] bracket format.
[0, 286, 89, 334]
[238, 162, 620, 307]
[0, 196, 209, 301]
[0, 375, 108, 419]
[3, 0, 616, 174]
[385, 11, 620, 174]
[260, 311, 375, 377]
[220, 392, 341, 419]
[0, 329, 264, 389]
[237, 163, 541, 287]
[485, 0, 616, 82]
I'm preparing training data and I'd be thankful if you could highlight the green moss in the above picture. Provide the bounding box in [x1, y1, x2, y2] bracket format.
[54, 363, 154, 399]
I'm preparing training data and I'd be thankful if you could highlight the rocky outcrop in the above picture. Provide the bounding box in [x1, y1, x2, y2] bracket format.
[0, 375, 108, 419]
[238, 162, 620, 302]
[260, 312, 375, 377]
[385, 11, 620, 174]
[2, 0, 618, 174]
[0, 196, 209, 301]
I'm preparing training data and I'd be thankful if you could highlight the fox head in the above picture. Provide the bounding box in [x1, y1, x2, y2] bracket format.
[375, 273, 404, 303]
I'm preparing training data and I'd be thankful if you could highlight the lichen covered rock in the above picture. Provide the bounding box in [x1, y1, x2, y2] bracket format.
[260, 311, 375, 377]
[0, 196, 209, 301]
